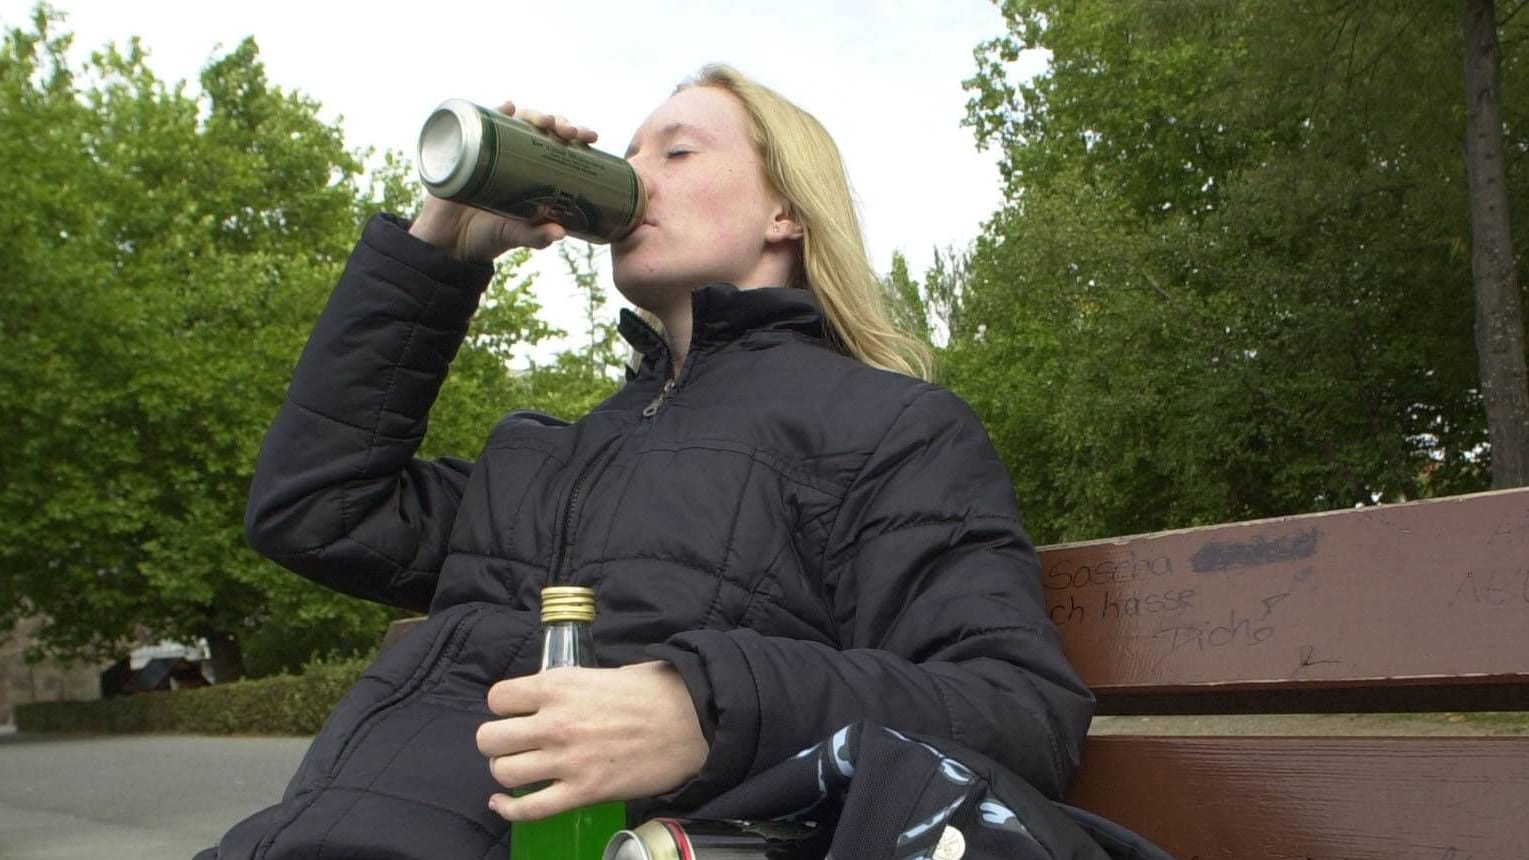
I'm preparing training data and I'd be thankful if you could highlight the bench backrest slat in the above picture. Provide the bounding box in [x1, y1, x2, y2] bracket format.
[1036, 487, 1529, 713]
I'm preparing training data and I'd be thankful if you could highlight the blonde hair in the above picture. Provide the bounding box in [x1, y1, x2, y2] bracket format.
[680, 64, 935, 381]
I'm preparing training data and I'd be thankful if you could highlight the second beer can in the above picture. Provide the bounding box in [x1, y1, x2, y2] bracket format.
[417, 98, 646, 244]
[603, 818, 824, 860]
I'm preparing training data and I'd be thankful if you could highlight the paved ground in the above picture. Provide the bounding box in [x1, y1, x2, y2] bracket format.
[0, 729, 310, 860]
[1, 713, 1521, 859]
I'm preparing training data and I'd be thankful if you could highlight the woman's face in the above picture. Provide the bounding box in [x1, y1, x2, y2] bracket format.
[612, 86, 799, 313]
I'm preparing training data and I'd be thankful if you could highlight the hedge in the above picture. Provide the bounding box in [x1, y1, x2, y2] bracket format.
[14, 657, 369, 735]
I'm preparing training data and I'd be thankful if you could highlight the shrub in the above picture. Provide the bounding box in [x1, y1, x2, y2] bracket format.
[15, 656, 370, 735]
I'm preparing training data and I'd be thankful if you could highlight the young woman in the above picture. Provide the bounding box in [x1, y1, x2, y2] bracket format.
[200, 65, 1093, 859]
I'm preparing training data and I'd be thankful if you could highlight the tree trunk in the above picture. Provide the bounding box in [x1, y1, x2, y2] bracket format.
[1463, 0, 1529, 487]
[201, 629, 245, 684]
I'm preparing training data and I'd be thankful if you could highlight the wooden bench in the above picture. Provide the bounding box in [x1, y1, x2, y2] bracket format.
[382, 486, 1529, 857]
[1055, 486, 1529, 859]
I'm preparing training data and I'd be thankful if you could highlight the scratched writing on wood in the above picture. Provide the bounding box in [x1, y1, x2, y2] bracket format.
[1449, 567, 1529, 609]
[1043, 553, 1200, 630]
[1045, 529, 1326, 668]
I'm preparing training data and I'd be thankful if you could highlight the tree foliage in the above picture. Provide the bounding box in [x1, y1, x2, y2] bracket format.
[955, 0, 1528, 543]
[883, 246, 974, 351]
[0, 8, 550, 677]
[511, 243, 625, 422]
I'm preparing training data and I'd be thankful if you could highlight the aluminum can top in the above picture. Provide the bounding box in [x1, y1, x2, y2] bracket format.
[417, 99, 486, 199]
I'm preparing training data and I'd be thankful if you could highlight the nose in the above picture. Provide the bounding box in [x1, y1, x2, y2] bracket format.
[626, 152, 657, 194]
[626, 145, 663, 177]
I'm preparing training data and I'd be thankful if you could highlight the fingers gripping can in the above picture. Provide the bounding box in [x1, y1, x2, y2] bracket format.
[603, 818, 824, 860]
[417, 99, 646, 244]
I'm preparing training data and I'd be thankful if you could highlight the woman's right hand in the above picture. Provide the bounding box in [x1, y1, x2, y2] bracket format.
[408, 100, 600, 263]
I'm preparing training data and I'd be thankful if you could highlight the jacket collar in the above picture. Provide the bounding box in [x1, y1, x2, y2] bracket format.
[617, 283, 828, 366]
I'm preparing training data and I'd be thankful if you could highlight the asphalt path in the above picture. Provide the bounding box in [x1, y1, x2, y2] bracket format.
[0, 729, 311, 859]
[3, 715, 1516, 859]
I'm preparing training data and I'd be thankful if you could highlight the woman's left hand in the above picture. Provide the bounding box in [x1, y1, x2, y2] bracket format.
[476, 661, 709, 821]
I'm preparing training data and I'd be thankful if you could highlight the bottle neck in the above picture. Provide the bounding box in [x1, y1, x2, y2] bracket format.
[539, 620, 597, 671]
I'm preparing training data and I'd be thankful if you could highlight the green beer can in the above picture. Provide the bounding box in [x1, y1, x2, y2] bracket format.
[417, 99, 646, 244]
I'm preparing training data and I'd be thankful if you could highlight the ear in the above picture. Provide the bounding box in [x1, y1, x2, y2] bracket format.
[766, 204, 804, 244]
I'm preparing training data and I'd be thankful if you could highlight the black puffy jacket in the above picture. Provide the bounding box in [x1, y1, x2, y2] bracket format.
[199, 214, 1094, 859]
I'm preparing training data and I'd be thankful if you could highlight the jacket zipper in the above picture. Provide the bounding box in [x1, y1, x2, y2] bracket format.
[642, 345, 700, 419]
[548, 437, 622, 586]
[642, 379, 677, 418]
[551, 360, 691, 585]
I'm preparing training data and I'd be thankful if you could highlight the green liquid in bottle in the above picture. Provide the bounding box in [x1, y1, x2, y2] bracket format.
[509, 799, 626, 860]
[509, 590, 628, 859]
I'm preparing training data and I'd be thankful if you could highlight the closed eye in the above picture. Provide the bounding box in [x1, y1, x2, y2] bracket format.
[666, 148, 694, 158]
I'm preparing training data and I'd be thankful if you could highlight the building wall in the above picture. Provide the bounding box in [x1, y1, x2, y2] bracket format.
[0, 617, 107, 725]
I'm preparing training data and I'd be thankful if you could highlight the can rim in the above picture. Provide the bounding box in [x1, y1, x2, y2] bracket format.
[600, 820, 682, 860]
[417, 99, 483, 198]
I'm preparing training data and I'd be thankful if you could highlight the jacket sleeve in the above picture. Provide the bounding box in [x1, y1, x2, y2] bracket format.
[651, 386, 1095, 803]
[244, 214, 495, 612]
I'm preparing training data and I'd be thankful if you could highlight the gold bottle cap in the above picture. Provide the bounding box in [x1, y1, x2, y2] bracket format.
[540, 586, 596, 624]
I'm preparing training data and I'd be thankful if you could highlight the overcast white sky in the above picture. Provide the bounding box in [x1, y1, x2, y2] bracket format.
[3, 1, 1038, 355]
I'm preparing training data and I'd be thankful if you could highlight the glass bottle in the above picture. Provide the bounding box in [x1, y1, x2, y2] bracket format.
[509, 586, 627, 860]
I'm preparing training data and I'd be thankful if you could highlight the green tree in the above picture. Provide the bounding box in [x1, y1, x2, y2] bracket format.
[881, 251, 933, 346]
[503, 243, 623, 423]
[0, 9, 547, 678]
[883, 246, 973, 353]
[559, 243, 623, 376]
[957, 0, 1525, 542]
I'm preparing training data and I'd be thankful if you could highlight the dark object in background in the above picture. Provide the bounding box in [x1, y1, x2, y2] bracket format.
[100, 656, 209, 697]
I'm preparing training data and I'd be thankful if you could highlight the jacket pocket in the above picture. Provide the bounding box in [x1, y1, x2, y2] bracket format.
[282, 603, 489, 799]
